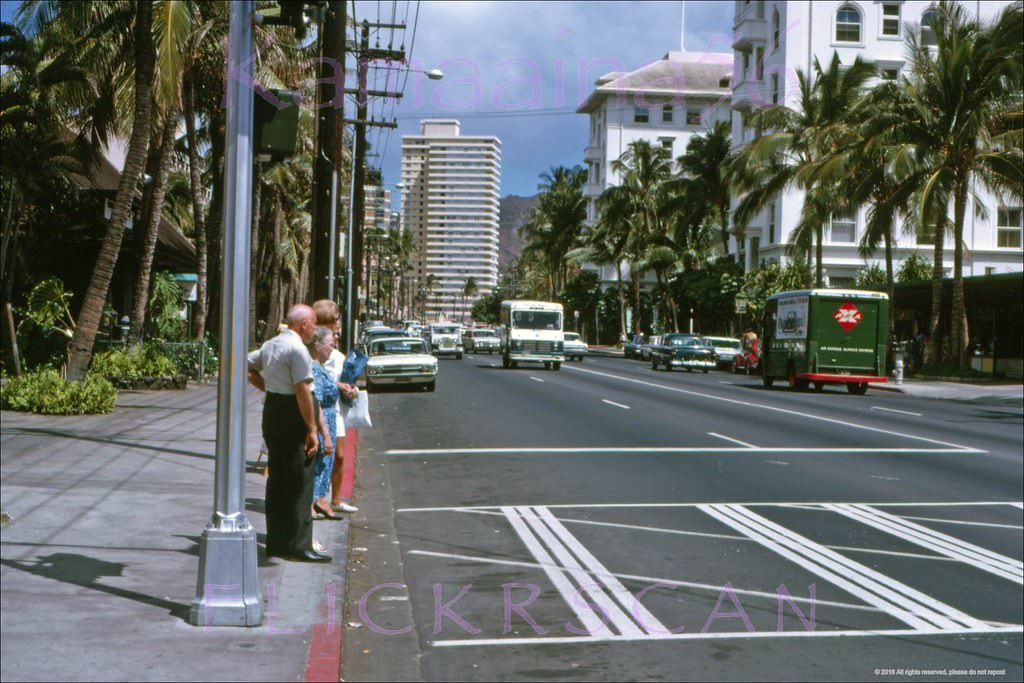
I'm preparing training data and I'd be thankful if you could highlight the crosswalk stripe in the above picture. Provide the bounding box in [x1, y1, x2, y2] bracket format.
[699, 504, 987, 630]
[829, 504, 1024, 585]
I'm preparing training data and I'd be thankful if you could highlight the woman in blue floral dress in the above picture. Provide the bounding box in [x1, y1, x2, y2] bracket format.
[308, 327, 341, 520]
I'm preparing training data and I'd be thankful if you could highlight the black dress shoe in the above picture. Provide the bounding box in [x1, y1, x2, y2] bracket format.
[284, 549, 332, 563]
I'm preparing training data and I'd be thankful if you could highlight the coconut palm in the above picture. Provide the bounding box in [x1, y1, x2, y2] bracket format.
[732, 53, 876, 288]
[888, 0, 1023, 366]
[674, 121, 734, 254]
[520, 166, 587, 299]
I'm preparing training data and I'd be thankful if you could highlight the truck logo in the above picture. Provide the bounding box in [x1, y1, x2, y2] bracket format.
[834, 302, 863, 331]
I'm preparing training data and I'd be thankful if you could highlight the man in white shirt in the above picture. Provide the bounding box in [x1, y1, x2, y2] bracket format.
[247, 304, 330, 563]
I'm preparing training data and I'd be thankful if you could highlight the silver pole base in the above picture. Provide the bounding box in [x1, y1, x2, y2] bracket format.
[188, 520, 263, 627]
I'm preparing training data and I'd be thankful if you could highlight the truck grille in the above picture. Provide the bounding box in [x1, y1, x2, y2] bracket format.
[524, 340, 557, 353]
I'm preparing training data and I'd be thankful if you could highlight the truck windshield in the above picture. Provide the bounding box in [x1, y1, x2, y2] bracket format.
[511, 311, 561, 330]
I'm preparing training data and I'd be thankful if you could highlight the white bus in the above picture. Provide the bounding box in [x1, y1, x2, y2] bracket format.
[499, 300, 565, 370]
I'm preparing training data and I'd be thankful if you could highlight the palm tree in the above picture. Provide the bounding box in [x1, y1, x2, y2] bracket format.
[890, 1, 1023, 366]
[461, 276, 478, 323]
[520, 166, 587, 299]
[732, 53, 876, 288]
[674, 121, 734, 254]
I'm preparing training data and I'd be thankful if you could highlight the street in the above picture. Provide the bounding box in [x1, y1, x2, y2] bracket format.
[343, 353, 1024, 682]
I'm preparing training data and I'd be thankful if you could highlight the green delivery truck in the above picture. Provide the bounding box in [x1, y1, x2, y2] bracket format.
[760, 289, 889, 395]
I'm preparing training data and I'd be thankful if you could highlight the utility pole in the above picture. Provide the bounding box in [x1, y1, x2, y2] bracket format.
[309, 0, 346, 301]
[342, 19, 402, 347]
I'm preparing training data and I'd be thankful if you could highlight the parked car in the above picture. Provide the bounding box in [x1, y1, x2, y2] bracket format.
[360, 326, 401, 351]
[426, 323, 463, 359]
[462, 328, 501, 354]
[701, 336, 742, 368]
[732, 337, 761, 375]
[562, 332, 588, 361]
[623, 334, 647, 359]
[640, 334, 663, 361]
[364, 336, 438, 392]
[649, 333, 717, 372]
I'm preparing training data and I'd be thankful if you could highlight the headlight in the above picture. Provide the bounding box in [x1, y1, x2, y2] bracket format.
[511, 340, 522, 351]
[555, 342, 564, 351]
[367, 365, 382, 375]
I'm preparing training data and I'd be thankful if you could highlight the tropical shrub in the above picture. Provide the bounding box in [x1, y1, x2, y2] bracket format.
[91, 344, 179, 380]
[1, 369, 117, 415]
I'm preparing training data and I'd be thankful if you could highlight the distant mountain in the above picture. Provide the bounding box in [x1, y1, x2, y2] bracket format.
[498, 194, 537, 271]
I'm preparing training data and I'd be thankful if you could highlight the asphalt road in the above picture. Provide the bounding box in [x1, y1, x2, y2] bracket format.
[343, 353, 1023, 682]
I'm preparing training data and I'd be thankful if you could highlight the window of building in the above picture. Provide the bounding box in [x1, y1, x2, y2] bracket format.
[997, 206, 1022, 248]
[830, 212, 856, 242]
[881, 3, 901, 36]
[835, 5, 862, 43]
[768, 202, 776, 243]
[755, 47, 764, 80]
[686, 109, 702, 125]
[659, 137, 675, 152]
[634, 107, 649, 123]
[921, 9, 937, 46]
[771, 73, 780, 104]
[662, 105, 673, 123]
[772, 10, 781, 50]
[742, 51, 750, 76]
[882, 67, 899, 81]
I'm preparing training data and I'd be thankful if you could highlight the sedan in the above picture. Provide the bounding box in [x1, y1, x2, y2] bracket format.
[649, 333, 717, 372]
[700, 335, 742, 368]
[562, 332, 588, 361]
[462, 328, 501, 354]
[364, 336, 438, 392]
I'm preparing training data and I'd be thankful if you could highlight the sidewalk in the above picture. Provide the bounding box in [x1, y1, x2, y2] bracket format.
[874, 376, 1024, 402]
[0, 383, 357, 682]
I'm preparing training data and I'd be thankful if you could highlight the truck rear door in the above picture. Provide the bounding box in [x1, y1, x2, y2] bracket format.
[812, 296, 883, 374]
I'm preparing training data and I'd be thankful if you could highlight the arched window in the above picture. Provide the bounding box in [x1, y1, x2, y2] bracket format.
[772, 10, 781, 50]
[835, 5, 862, 42]
[921, 9, 938, 46]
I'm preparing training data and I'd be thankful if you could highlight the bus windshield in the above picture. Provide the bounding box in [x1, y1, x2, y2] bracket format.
[511, 310, 561, 330]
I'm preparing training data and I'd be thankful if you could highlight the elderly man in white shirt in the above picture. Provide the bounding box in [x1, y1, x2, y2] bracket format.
[247, 303, 331, 563]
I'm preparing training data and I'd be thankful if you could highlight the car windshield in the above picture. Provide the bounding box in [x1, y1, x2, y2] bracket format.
[670, 336, 701, 347]
[511, 311, 561, 330]
[707, 338, 740, 349]
[564, 333, 579, 341]
[476, 329, 496, 337]
[432, 326, 458, 334]
[371, 339, 426, 355]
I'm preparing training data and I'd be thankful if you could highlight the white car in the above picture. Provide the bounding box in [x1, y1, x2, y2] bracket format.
[427, 323, 464, 359]
[700, 336, 742, 368]
[462, 328, 501, 354]
[364, 337, 438, 392]
[562, 332, 588, 361]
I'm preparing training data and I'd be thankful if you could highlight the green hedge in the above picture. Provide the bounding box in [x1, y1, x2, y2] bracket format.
[91, 344, 179, 380]
[1, 369, 117, 415]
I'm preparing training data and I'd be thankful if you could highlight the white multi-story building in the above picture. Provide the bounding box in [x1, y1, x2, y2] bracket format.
[577, 50, 734, 284]
[401, 120, 501, 322]
[729, 0, 1022, 284]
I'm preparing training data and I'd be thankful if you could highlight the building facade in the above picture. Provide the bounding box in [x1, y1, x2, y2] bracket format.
[401, 120, 501, 322]
[577, 50, 734, 284]
[729, 0, 1021, 284]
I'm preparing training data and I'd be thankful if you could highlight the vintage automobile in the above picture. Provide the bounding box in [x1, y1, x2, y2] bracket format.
[649, 333, 717, 372]
[732, 337, 761, 374]
[701, 335, 742, 368]
[623, 334, 647, 359]
[562, 332, 588, 361]
[427, 323, 464, 359]
[359, 326, 401, 352]
[462, 328, 501, 354]
[640, 334, 663, 361]
[364, 336, 438, 392]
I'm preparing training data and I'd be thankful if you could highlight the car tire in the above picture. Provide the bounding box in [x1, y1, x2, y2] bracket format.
[554, 363, 561, 371]
[762, 375, 774, 388]
[425, 380, 435, 392]
[847, 381, 868, 395]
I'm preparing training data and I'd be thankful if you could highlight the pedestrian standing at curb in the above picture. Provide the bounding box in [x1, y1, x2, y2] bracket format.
[307, 325, 344, 521]
[311, 299, 359, 514]
[247, 304, 331, 563]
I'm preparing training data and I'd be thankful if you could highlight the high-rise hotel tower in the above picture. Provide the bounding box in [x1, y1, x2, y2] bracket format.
[401, 120, 501, 322]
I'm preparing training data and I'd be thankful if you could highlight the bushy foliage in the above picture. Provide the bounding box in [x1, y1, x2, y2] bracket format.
[1, 369, 117, 415]
[148, 271, 186, 340]
[897, 253, 932, 283]
[154, 340, 217, 379]
[740, 261, 808, 329]
[91, 344, 179, 380]
[854, 263, 888, 291]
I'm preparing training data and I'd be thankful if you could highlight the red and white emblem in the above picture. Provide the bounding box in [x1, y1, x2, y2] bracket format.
[834, 302, 862, 331]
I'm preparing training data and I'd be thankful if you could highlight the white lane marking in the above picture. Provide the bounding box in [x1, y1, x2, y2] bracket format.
[829, 504, 1024, 585]
[699, 504, 987, 630]
[897, 516, 1024, 530]
[708, 432, 757, 448]
[766, 460, 790, 466]
[533, 506, 668, 635]
[515, 506, 645, 636]
[398, 500, 1024, 513]
[530, 377, 545, 383]
[602, 399, 631, 410]
[501, 506, 607, 636]
[872, 406, 924, 417]
[562, 365, 981, 452]
[406, 549, 874, 613]
[1011, 503, 1024, 510]
[870, 475, 900, 482]
[431, 625, 1024, 647]
[388, 447, 972, 456]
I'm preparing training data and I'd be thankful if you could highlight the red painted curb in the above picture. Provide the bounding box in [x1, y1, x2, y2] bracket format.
[304, 621, 342, 682]
[340, 428, 357, 500]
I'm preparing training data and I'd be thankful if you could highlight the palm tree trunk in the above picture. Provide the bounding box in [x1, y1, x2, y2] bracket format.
[183, 75, 208, 341]
[204, 106, 226, 340]
[66, 2, 155, 381]
[250, 161, 263, 340]
[616, 261, 626, 343]
[130, 109, 178, 345]
[884, 225, 895, 373]
[265, 195, 283, 341]
[924, 215, 947, 366]
[950, 177, 969, 367]
[815, 224, 824, 288]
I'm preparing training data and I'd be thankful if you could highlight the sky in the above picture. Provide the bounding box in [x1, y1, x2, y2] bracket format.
[1, 0, 735, 206]
[354, 1, 735, 208]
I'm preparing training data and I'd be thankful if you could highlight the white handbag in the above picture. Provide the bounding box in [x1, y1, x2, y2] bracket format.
[340, 391, 372, 429]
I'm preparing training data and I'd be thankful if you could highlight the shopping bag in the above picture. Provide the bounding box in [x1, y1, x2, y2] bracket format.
[339, 349, 369, 406]
[340, 390, 372, 429]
